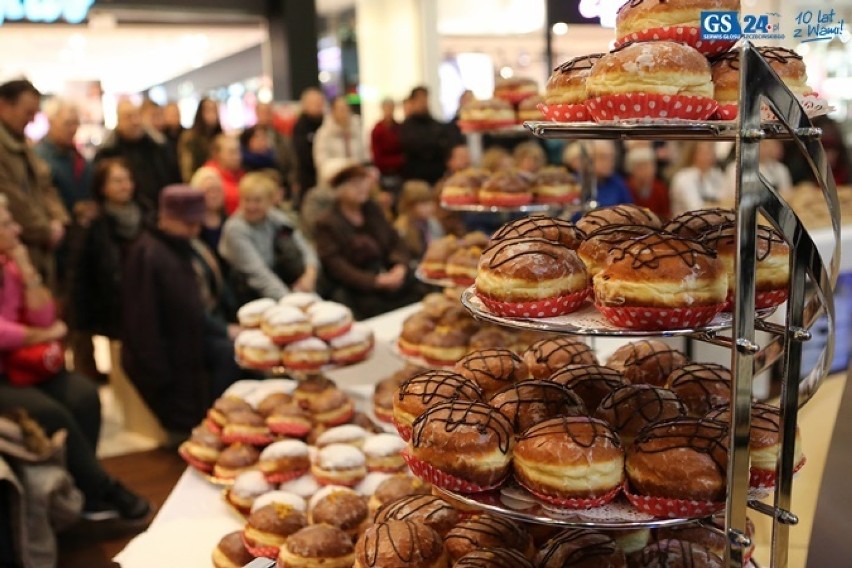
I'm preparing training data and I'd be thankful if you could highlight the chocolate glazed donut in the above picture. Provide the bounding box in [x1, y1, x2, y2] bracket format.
[445, 514, 533, 561]
[595, 385, 687, 443]
[666, 363, 732, 417]
[455, 547, 535, 568]
[489, 380, 587, 434]
[355, 520, 445, 568]
[631, 538, 724, 568]
[374, 494, 458, 537]
[490, 215, 584, 249]
[664, 208, 736, 239]
[605, 340, 689, 387]
[547, 364, 628, 412]
[536, 529, 627, 568]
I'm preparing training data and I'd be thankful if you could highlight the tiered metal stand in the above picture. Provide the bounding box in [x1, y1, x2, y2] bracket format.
[449, 42, 840, 568]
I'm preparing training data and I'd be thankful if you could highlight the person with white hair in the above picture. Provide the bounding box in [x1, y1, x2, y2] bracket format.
[189, 166, 226, 253]
[624, 144, 671, 220]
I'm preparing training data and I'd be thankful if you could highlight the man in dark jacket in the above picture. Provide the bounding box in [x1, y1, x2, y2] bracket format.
[94, 100, 180, 214]
[399, 86, 460, 185]
[121, 185, 237, 435]
[292, 88, 326, 204]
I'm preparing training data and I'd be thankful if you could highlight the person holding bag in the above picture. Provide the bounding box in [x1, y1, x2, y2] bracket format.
[0, 195, 149, 522]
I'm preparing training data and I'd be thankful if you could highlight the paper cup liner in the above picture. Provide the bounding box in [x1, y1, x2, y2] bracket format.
[519, 481, 621, 509]
[396, 339, 421, 358]
[596, 303, 723, 331]
[241, 532, 280, 560]
[723, 288, 789, 311]
[478, 288, 589, 318]
[749, 457, 806, 490]
[419, 267, 449, 279]
[319, 406, 355, 427]
[458, 119, 518, 133]
[587, 93, 718, 122]
[281, 359, 329, 372]
[264, 469, 310, 484]
[478, 193, 534, 207]
[267, 421, 311, 438]
[270, 331, 313, 346]
[538, 102, 591, 123]
[204, 417, 223, 435]
[402, 450, 506, 494]
[316, 322, 353, 342]
[623, 483, 724, 518]
[441, 195, 478, 206]
[716, 103, 739, 121]
[614, 27, 735, 57]
[178, 445, 215, 473]
[392, 419, 412, 442]
[220, 432, 274, 446]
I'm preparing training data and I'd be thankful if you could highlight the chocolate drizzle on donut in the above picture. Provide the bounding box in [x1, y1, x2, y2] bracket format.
[482, 237, 568, 270]
[667, 363, 732, 416]
[536, 529, 621, 567]
[412, 400, 514, 454]
[712, 46, 803, 71]
[633, 418, 729, 474]
[456, 547, 534, 568]
[634, 538, 723, 568]
[397, 371, 483, 405]
[457, 349, 525, 383]
[547, 364, 628, 411]
[584, 224, 663, 245]
[578, 205, 660, 232]
[375, 495, 456, 526]
[446, 514, 530, 552]
[491, 215, 584, 245]
[608, 233, 717, 270]
[705, 403, 784, 439]
[596, 385, 687, 432]
[489, 380, 587, 433]
[607, 340, 688, 387]
[700, 222, 787, 262]
[527, 337, 597, 368]
[360, 520, 441, 567]
[520, 416, 621, 450]
[664, 208, 736, 239]
[554, 53, 604, 73]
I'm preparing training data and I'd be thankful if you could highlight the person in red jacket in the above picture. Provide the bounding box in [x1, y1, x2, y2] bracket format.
[624, 145, 672, 221]
[204, 134, 244, 215]
[370, 98, 405, 194]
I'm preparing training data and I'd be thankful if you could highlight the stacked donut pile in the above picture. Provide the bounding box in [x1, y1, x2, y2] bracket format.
[419, 231, 490, 286]
[439, 166, 579, 208]
[457, 76, 546, 133]
[395, 290, 558, 367]
[390, 337, 804, 520]
[473, 208, 790, 330]
[539, 0, 815, 122]
[235, 293, 374, 371]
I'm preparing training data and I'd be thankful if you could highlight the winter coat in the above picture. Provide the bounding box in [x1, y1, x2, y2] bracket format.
[399, 113, 453, 185]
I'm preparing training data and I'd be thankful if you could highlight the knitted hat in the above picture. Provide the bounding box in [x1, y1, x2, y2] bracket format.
[159, 184, 205, 223]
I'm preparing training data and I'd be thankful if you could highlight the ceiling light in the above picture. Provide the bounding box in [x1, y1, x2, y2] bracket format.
[318, 70, 331, 83]
[499, 66, 514, 79]
[551, 22, 568, 36]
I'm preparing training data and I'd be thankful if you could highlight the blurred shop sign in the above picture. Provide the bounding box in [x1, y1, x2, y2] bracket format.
[0, 0, 94, 25]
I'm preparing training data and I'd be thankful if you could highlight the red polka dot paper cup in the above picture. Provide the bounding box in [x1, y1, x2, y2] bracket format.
[519, 481, 621, 510]
[623, 484, 725, 518]
[596, 303, 724, 331]
[402, 449, 507, 494]
[242, 533, 280, 560]
[538, 102, 591, 123]
[178, 444, 214, 473]
[749, 457, 806, 490]
[264, 469, 310, 485]
[615, 27, 735, 57]
[478, 193, 534, 208]
[722, 288, 789, 312]
[587, 93, 718, 122]
[715, 103, 738, 120]
[392, 419, 412, 442]
[477, 288, 590, 318]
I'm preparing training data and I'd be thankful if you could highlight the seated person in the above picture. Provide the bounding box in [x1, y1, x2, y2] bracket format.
[624, 145, 671, 220]
[393, 180, 445, 260]
[219, 172, 319, 302]
[315, 165, 425, 319]
[590, 140, 633, 208]
[0, 195, 149, 521]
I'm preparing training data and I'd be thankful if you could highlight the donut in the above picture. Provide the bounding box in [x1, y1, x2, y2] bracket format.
[237, 297, 276, 327]
[460, 231, 490, 248]
[277, 291, 321, 311]
[221, 409, 272, 445]
[279, 474, 322, 499]
[308, 486, 370, 540]
[178, 423, 225, 473]
[420, 235, 459, 278]
[235, 329, 280, 369]
[664, 208, 736, 239]
[251, 491, 307, 514]
[488, 379, 587, 435]
[309, 389, 355, 426]
[626, 418, 728, 504]
[656, 515, 755, 561]
[281, 337, 331, 371]
[576, 205, 662, 235]
[615, 0, 740, 56]
[535, 529, 627, 568]
[392, 371, 482, 439]
[493, 76, 538, 103]
[455, 548, 535, 568]
[207, 396, 252, 432]
[243, 503, 308, 558]
[490, 214, 583, 249]
[373, 368, 421, 423]
[478, 170, 533, 208]
[374, 494, 458, 537]
[459, 98, 518, 131]
[444, 514, 534, 561]
[213, 443, 259, 480]
[261, 305, 312, 345]
[543, 54, 604, 122]
[665, 363, 732, 417]
[517, 95, 546, 122]
[515, 416, 624, 505]
[534, 166, 581, 204]
[523, 337, 598, 379]
[630, 539, 724, 568]
[605, 339, 690, 387]
[367, 474, 431, 518]
[455, 348, 529, 398]
[436, 304, 478, 332]
[227, 470, 274, 514]
[311, 443, 367, 487]
[475, 237, 589, 317]
[408, 400, 514, 492]
[212, 531, 254, 568]
[446, 246, 482, 286]
[293, 374, 337, 406]
[266, 402, 313, 438]
[258, 440, 311, 484]
[308, 301, 354, 341]
[316, 425, 370, 449]
[595, 384, 687, 445]
[362, 433, 407, 473]
[577, 224, 662, 278]
[467, 327, 512, 351]
[329, 324, 374, 365]
[440, 169, 489, 207]
[700, 223, 790, 308]
[593, 233, 727, 330]
[418, 328, 471, 366]
[256, 392, 294, 418]
[354, 520, 448, 568]
[546, 364, 629, 412]
[712, 47, 813, 119]
[278, 524, 355, 568]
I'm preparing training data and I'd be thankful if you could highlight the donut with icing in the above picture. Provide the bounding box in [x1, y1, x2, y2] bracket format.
[213, 443, 259, 480]
[455, 348, 529, 398]
[488, 379, 587, 435]
[235, 329, 280, 369]
[212, 531, 253, 568]
[308, 301, 354, 341]
[221, 409, 272, 445]
[308, 485, 370, 540]
[396, 313, 436, 357]
[444, 514, 534, 561]
[374, 494, 458, 538]
[490, 214, 583, 249]
[446, 246, 482, 286]
[316, 425, 370, 449]
[308, 388, 355, 426]
[459, 98, 517, 131]
[256, 392, 294, 418]
[362, 433, 407, 473]
[281, 337, 331, 371]
[605, 339, 690, 387]
[577, 224, 663, 278]
[440, 169, 489, 207]
[278, 524, 355, 568]
[533, 166, 581, 204]
[455, 547, 535, 568]
[595, 384, 687, 445]
[576, 205, 662, 235]
[546, 364, 629, 412]
[226, 469, 274, 513]
[311, 443, 367, 487]
[178, 422, 225, 473]
[266, 402, 313, 438]
[392, 371, 482, 439]
[418, 327, 471, 366]
[535, 529, 627, 568]
[478, 169, 533, 208]
[258, 439, 311, 484]
[278, 291, 321, 312]
[665, 362, 732, 417]
[630, 539, 723, 568]
[251, 490, 307, 514]
[366, 475, 431, 518]
[543, 53, 604, 122]
[664, 208, 736, 239]
[237, 297, 276, 327]
[523, 337, 598, 379]
[243, 503, 307, 557]
[329, 324, 374, 364]
[261, 305, 312, 345]
[354, 520, 448, 568]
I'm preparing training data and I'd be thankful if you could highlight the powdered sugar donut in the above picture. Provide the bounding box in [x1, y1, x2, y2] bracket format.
[237, 298, 276, 327]
[329, 324, 374, 365]
[308, 302, 354, 341]
[281, 337, 330, 371]
[235, 329, 280, 369]
[258, 440, 311, 484]
[261, 305, 312, 345]
[362, 433, 407, 473]
[316, 425, 370, 449]
[355, 472, 395, 496]
[279, 474, 321, 498]
[278, 292, 321, 312]
[227, 470, 275, 513]
[311, 443, 367, 487]
[250, 490, 307, 514]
